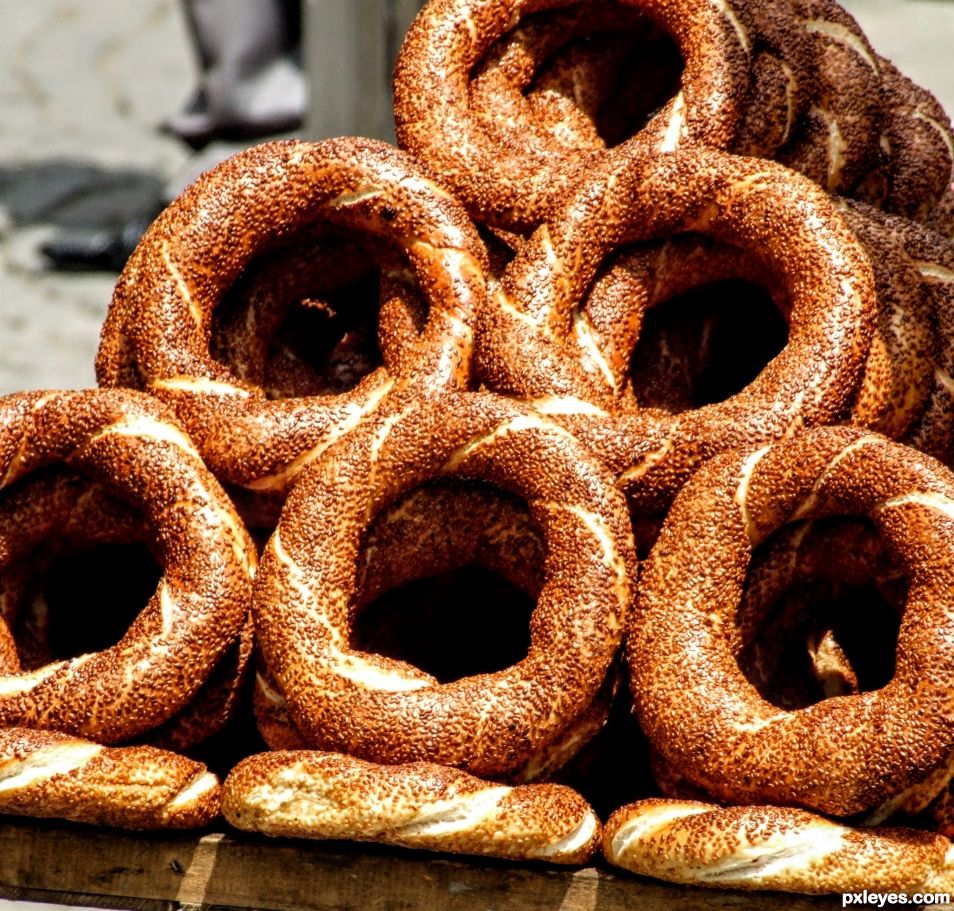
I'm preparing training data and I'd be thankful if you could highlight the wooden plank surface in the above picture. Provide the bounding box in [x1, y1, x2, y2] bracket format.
[0, 818, 837, 911]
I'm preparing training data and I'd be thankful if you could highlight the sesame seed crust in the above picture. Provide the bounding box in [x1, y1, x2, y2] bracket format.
[630, 425, 954, 817]
[252, 391, 635, 778]
[222, 749, 601, 864]
[0, 726, 219, 830]
[96, 138, 487, 505]
[0, 389, 255, 744]
[476, 147, 876, 512]
[393, 0, 754, 233]
[604, 798, 954, 893]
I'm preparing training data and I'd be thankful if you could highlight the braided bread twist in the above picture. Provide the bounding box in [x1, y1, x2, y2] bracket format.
[603, 799, 954, 892]
[222, 750, 601, 863]
[0, 726, 219, 830]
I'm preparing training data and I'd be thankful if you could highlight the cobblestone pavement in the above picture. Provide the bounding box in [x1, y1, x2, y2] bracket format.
[0, 0, 952, 396]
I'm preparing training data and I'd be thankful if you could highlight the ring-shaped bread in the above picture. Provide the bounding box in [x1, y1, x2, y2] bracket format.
[0, 470, 254, 751]
[467, 0, 812, 164]
[856, 58, 954, 221]
[928, 183, 954, 239]
[0, 389, 255, 743]
[578, 234, 786, 406]
[96, 138, 487, 503]
[252, 479, 618, 781]
[209, 229, 428, 401]
[394, 0, 754, 233]
[778, 0, 883, 195]
[838, 199, 954, 466]
[629, 425, 954, 817]
[466, 4, 666, 159]
[836, 203, 936, 439]
[476, 147, 876, 512]
[252, 391, 635, 778]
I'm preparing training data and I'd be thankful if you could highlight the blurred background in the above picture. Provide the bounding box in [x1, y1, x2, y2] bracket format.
[0, 0, 951, 395]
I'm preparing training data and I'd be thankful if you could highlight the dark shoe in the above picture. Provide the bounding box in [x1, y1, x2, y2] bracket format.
[39, 214, 155, 272]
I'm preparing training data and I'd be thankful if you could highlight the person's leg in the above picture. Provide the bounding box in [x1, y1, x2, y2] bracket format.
[165, 0, 305, 147]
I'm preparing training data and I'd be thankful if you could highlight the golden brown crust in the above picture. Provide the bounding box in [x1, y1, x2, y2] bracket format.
[603, 798, 954, 892]
[730, 0, 816, 158]
[927, 183, 954, 239]
[732, 518, 899, 700]
[0, 471, 253, 751]
[466, 4, 660, 158]
[629, 426, 954, 816]
[856, 58, 954, 221]
[778, 0, 883, 194]
[837, 203, 936, 439]
[581, 234, 785, 407]
[393, 0, 754, 233]
[0, 389, 255, 743]
[254, 480, 548, 754]
[0, 726, 219, 830]
[145, 610, 255, 752]
[837, 199, 954, 467]
[222, 750, 601, 864]
[476, 146, 876, 512]
[96, 138, 487, 507]
[252, 391, 635, 778]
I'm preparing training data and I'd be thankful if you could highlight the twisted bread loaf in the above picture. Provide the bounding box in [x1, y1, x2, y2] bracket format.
[222, 750, 601, 864]
[603, 799, 954, 892]
[0, 726, 219, 830]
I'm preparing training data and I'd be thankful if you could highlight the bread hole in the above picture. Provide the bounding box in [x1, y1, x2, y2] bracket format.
[14, 541, 161, 667]
[630, 279, 788, 412]
[736, 519, 903, 710]
[210, 232, 411, 398]
[352, 565, 535, 684]
[350, 480, 541, 684]
[492, 5, 683, 151]
[584, 27, 683, 148]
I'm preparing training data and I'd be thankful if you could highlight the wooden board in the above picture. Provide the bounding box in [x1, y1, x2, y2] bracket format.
[0, 818, 836, 911]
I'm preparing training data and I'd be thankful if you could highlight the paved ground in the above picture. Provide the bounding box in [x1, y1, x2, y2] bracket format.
[0, 0, 952, 396]
[0, 0, 194, 394]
